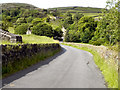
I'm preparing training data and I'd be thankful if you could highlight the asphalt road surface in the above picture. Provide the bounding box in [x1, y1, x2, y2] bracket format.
[2, 45, 106, 88]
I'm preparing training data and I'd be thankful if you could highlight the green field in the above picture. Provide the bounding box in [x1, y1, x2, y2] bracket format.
[49, 6, 102, 13]
[1, 27, 58, 44]
[22, 34, 58, 44]
[1, 34, 58, 45]
[49, 6, 102, 17]
[83, 13, 101, 16]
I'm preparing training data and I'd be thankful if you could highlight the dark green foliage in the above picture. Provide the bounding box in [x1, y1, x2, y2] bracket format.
[1, 3, 48, 27]
[31, 23, 53, 37]
[10, 9, 20, 17]
[53, 27, 63, 40]
[16, 17, 27, 24]
[0, 21, 9, 31]
[74, 12, 84, 21]
[63, 0, 119, 46]
[63, 12, 74, 29]
[46, 17, 50, 22]
[1, 3, 63, 39]
[31, 18, 43, 25]
[65, 16, 97, 43]
[65, 30, 80, 42]
[78, 16, 97, 43]
[50, 9, 60, 16]
[91, 0, 120, 45]
[26, 16, 34, 23]
[15, 23, 28, 34]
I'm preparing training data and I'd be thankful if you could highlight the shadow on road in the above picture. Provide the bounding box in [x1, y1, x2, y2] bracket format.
[2, 46, 66, 87]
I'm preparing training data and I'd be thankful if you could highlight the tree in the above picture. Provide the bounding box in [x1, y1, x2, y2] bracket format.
[10, 9, 20, 17]
[64, 30, 80, 42]
[78, 16, 97, 43]
[53, 27, 63, 40]
[16, 18, 27, 24]
[26, 16, 33, 23]
[91, 0, 120, 45]
[32, 18, 43, 25]
[74, 12, 84, 21]
[31, 23, 53, 37]
[0, 21, 9, 31]
[63, 12, 74, 29]
[50, 9, 60, 17]
[15, 23, 28, 34]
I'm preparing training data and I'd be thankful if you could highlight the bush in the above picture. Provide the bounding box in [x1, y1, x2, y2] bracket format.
[15, 23, 28, 34]
[31, 23, 53, 37]
[78, 16, 97, 43]
[53, 27, 63, 40]
[90, 38, 105, 46]
[32, 18, 43, 25]
[16, 18, 27, 24]
[64, 30, 80, 42]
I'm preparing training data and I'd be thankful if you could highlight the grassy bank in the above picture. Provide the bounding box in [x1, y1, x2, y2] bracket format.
[62, 43, 118, 88]
[2, 46, 61, 78]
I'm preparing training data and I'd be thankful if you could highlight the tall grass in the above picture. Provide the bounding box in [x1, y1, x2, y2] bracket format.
[62, 43, 118, 88]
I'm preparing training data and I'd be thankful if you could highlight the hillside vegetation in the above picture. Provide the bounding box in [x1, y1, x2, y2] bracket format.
[1, 2, 119, 47]
[1, 3, 37, 10]
[48, 6, 102, 17]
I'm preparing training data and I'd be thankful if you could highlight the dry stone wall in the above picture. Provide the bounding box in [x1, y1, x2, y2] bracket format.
[0, 29, 22, 43]
[63, 42, 118, 61]
[1, 43, 60, 66]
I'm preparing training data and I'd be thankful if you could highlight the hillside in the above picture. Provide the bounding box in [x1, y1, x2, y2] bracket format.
[1, 3, 48, 18]
[49, 6, 102, 13]
[48, 6, 103, 17]
[1, 3, 37, 10]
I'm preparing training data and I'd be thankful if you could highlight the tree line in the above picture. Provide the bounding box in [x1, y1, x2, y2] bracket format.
[63, 0, 120, 46]
[0, 0, 119, 46]
[0, 6, 63, 40]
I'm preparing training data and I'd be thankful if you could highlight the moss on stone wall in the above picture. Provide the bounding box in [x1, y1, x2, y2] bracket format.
[1, 43, 61, 78]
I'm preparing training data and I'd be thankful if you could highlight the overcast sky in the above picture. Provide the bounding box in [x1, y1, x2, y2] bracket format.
[1, 0, 108, 9]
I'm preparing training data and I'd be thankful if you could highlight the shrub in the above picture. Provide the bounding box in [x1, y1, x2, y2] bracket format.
[32, 18, 43, 25]
[53, 27, 63, 40]
[15, 23, 28, 34]
[31, 23, 53, 37]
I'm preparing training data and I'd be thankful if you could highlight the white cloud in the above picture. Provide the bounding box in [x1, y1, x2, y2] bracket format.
[1, 0, 107, 9]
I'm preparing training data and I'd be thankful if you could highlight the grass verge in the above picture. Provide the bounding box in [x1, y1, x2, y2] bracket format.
[2, 47, 61, 78]
[62, 43, 118, 88]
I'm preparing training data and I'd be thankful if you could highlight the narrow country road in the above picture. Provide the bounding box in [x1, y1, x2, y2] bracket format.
[2, 45, 106, 88]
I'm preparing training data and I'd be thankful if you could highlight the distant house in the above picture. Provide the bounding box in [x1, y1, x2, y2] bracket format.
[26, 29, 32, 35]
